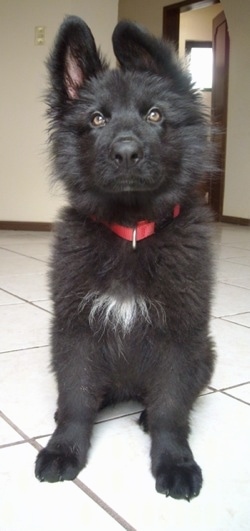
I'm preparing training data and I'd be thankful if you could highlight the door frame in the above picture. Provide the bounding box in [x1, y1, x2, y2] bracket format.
[163, 0, 225, 219]
[163, 0, 220, 51]
[210, 10, 229, 220]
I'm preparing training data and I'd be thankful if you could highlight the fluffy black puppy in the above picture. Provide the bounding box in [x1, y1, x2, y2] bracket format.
[35, 16, 215, 500]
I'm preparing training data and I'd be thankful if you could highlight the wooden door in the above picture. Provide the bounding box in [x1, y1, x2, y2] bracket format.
[210, 11, 230, 219]
[163, 3, 229, 219]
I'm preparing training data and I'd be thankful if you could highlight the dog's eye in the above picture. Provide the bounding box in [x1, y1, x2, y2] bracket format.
[91, 112, 106, 127]
[146, 108, 162, 123]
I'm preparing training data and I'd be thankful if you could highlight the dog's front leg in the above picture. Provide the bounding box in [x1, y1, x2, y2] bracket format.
[149, 415, 202, 501]
[140, 374, 203, 500]
[35, 336, 101, 483]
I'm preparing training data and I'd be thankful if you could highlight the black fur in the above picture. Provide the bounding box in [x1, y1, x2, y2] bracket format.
[35, 16, 216, 500]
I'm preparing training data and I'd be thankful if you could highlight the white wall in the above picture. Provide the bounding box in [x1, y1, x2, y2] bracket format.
[0, 0, 119, 222]
[118, 0, 250, 220]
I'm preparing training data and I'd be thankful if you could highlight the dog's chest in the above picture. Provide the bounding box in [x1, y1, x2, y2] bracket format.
[80, 290, 149, 332]
[79, 289, 165, 333]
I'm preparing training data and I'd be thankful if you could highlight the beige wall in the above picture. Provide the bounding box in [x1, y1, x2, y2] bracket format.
[118, 0, 250, 220]
[222, 0, 250, 219]
[0, 0, 119, 223]
[1, 0, 249, 222]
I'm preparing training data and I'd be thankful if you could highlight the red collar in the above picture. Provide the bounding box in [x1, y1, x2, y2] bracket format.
[92, 204, 180, 249]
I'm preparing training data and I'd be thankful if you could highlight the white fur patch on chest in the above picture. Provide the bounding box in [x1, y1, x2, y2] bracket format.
[79, 291, 155, 333]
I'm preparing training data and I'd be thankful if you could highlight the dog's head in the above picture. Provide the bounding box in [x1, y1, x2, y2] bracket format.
[47, 16, 211, 221]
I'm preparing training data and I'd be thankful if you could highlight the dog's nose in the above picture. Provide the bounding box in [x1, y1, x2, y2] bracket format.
[110, 139, 143, 168]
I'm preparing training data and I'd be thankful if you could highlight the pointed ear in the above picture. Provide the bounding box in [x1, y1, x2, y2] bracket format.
[112, 21, 191, 92]
[48, 16, 106, 101]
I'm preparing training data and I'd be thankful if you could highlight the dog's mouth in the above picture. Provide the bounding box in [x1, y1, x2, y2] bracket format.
[95, 173, 165, 195]
[111, 180, 163, 193]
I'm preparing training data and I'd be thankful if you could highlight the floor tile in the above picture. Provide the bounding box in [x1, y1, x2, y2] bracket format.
[214, 224, 250, 249]
[211, 282, 250, 317]
[0, 242, 50, 262]
[0, 230, 52, 245]
[0, 272, 49, 302]
[0, 249, 47, 276]
[214, 244, 250, 264]
[0, 347, 56, 437]
[210, 318, 250, 388]
[0, 303, 50, 352]
[0, 443, 124, 531]
[215, 260, 250, 289]
[225, 252, 250, 267]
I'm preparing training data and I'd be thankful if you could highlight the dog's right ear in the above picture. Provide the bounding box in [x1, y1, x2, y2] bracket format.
[48, 16, 106, 101]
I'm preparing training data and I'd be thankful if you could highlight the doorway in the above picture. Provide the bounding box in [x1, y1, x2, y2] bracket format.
[163, 0, 229, 220]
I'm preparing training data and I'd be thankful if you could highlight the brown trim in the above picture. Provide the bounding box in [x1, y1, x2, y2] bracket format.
[0, 221, 52, 231]
[163, 0, 219, 16]
[221, 216, 250, 227]
[1, 219, 249, 233]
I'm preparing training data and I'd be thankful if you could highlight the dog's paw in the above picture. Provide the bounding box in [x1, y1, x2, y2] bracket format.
[155, 460, 202, 501]
[35, 445, 82, 483]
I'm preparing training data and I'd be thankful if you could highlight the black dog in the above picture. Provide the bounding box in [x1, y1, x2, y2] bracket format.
[35, 16, 215, 500]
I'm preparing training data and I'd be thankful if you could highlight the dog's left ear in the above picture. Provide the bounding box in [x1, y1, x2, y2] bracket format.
[112, 21, 191, 92]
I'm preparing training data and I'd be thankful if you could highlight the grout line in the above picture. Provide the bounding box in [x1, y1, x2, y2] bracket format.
[73, 477, 137, 531]
[217, 381, 250, 392]
[218, 311, 250, 318]
[0, 432, 54, 450]
[0, 345, 49, 355]
[95, 409, 143, 425]
[28, 301, 52, 314]
[0, 287, 33, 305]
[216, 280, 250, 291]
[0, 287, 52, 315]
[0, 439, 35, 449]
[1, 435, 50, 454]
[0, 245, 48, 263]
[218, 317, 250, 330]
[0, 410, 32, 443]
[219, 390, 250, 406]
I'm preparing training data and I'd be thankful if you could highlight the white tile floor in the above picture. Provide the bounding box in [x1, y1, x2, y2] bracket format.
[0, 223, 250, 531]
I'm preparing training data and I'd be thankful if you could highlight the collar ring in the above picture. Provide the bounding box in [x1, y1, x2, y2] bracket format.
[132, 227, 137, 250]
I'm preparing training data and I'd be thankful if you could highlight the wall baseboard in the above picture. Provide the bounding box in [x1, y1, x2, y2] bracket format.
[0, 217, 249, 231]
[0, 221, 52, 231]
[221, 215, 250, 226]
